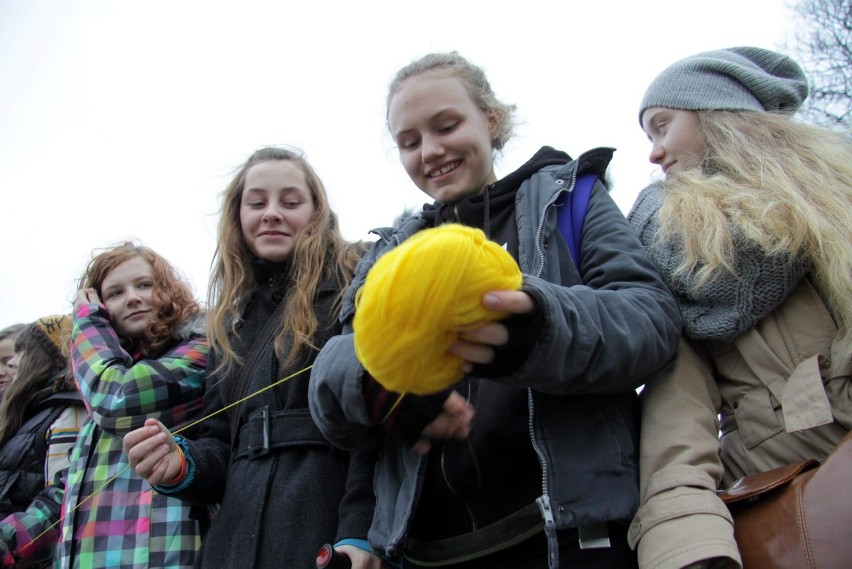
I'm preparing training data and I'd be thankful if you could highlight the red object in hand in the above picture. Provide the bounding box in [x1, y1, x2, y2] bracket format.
[315, 544, 352, 569]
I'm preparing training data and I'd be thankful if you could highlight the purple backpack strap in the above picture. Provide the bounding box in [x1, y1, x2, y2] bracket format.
[556, 173, 597, 271]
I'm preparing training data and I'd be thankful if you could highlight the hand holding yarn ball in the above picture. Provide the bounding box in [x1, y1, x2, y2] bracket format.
[353, 224, 524, 395]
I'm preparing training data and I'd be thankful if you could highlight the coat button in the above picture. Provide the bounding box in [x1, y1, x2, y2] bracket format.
[629, 522, 641, 538]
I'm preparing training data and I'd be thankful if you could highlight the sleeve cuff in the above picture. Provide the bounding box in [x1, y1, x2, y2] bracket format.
[154, 435, 196, 494]
[333, 538, 372, 553]
[470, 294, 544, 378]
[362, 374, 452, 444]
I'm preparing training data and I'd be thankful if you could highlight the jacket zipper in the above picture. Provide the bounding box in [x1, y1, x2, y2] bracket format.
[531, 145, 615, 278]
[531, 185, 560, 567]
[528, 389, 559, 569]
[533, 173, 570, 278]
[528, 152, 614, 568]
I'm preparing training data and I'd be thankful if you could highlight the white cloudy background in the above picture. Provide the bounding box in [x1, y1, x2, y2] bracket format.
[0, 0, 795, 324]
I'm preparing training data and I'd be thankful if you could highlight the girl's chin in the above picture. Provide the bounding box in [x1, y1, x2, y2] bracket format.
[431, 185, 482, 204]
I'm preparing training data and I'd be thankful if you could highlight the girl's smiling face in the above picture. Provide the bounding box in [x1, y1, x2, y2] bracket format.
[240, 160, 315, 263]
[642, 107, 706, 176]
[100, 256, 155, 339]
[389, 70, 498, 204]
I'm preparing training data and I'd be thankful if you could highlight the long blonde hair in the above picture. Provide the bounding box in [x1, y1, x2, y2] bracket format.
[207, 147, 364, 376]
[656, 111, 852, 356]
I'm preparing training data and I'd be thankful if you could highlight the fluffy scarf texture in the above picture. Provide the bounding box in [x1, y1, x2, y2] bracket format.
[627, 182, 805, 342]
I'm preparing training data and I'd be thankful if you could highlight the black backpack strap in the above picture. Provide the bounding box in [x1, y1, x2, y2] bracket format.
[31, 403, 69, 470]
[227, 310, 282, 446]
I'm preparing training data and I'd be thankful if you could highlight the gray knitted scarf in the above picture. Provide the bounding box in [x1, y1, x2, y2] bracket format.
[627, 183, 805, 342]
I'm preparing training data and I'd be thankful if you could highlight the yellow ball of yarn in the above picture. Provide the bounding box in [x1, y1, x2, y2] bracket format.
[353, 224, 523, 395]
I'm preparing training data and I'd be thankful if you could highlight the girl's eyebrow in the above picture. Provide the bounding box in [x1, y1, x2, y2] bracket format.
[393, 107, 456, 138]
[101, 284, 120, 296]
[245, 186, 308, 196]
[644, 110, 662, 135]
[392, 124, 416, 140]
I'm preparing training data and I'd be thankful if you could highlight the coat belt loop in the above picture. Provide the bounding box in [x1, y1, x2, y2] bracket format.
[248, 405, 271, 458]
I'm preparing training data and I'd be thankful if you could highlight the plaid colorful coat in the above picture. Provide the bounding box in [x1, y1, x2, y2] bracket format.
[26, 302, 208, 568]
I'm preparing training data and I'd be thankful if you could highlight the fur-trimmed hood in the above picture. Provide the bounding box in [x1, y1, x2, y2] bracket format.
[176, 312, 206, 340]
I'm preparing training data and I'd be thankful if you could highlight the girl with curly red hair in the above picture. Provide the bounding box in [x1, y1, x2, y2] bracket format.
[0, 242, 209, 568]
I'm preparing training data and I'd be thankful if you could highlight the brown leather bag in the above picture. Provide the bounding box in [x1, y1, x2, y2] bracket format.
[719, 432, 852, 568]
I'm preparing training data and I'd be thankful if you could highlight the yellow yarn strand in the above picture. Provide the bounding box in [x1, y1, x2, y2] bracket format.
[353, 224, 522, 395]
[18, 365, 312, 557]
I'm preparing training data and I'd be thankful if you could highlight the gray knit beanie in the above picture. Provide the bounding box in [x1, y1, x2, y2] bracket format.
[639, 47, 809, 124]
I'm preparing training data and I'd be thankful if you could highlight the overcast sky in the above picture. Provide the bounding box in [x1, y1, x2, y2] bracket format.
[0, 0, 795, 325]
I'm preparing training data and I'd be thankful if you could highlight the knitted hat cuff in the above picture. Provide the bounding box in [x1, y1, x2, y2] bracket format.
[30, 315, 72, 364]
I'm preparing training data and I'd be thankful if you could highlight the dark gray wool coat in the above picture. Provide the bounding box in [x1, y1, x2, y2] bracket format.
[163, 262, 375, 568]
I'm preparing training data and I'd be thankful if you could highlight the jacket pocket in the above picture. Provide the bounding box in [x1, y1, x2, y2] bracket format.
[596, 396, 635, 468]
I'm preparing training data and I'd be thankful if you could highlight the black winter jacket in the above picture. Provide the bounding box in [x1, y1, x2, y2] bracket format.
[0, 391, 82, 517]
[161, 264, 375, 568]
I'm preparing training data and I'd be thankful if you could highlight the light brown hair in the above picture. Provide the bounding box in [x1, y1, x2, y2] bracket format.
[207, 146, 364, 376]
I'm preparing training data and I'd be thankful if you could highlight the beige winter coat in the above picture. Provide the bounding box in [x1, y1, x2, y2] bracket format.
[630, 279, 851, 569]
[711, 279, 851, 484]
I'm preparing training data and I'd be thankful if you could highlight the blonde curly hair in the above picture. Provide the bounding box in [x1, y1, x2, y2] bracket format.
[656, 111, 852, 358]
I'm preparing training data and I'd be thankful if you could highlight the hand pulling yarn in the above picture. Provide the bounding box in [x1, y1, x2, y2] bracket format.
[353, 224, 523, 395]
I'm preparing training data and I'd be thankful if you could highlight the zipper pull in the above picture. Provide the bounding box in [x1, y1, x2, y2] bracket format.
[536, 495, 559, 569]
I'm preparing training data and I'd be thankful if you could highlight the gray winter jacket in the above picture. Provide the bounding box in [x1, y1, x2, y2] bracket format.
[309, 148, 682, 566]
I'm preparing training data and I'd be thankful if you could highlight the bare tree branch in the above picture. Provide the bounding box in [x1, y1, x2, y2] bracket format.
[784, 0, 852, 129]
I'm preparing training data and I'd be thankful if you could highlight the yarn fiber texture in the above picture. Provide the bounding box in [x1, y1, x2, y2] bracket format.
[353, 224, 523, 395]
